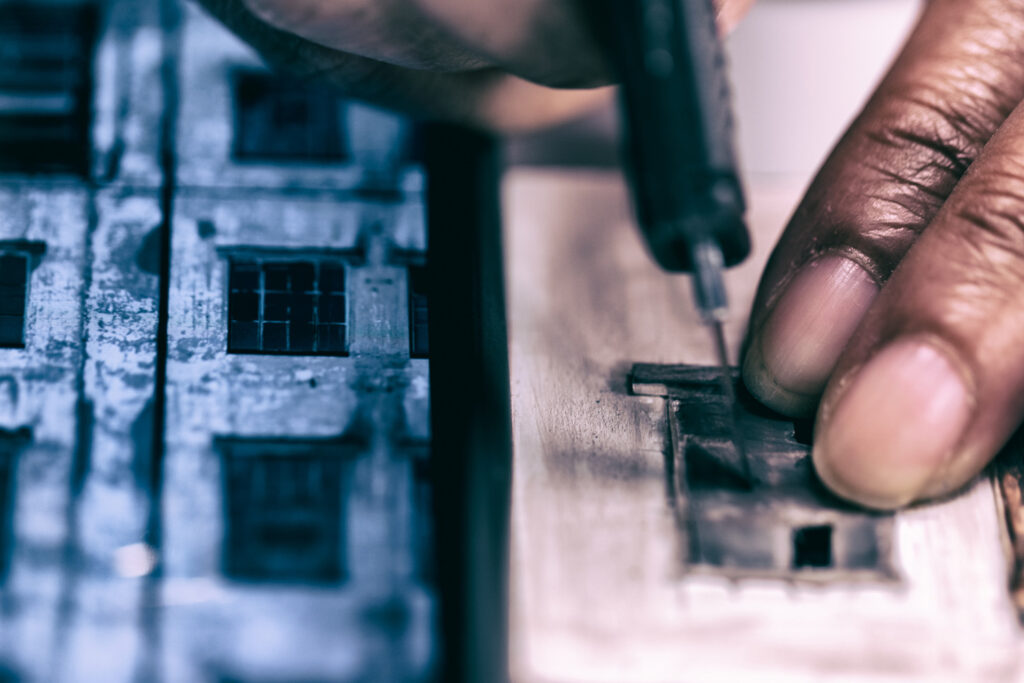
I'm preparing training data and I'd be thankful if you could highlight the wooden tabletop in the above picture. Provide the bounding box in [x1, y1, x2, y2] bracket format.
[503, 168, 1021, 682]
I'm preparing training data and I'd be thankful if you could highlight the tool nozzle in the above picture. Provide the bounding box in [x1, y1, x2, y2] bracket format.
[689, 239, 729, 324]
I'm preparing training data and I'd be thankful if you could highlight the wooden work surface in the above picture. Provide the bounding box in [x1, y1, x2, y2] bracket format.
[503, 168, 1022, 682]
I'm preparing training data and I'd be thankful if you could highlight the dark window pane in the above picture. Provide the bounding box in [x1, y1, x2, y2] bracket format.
[409, 265, 429, 358]
[230, 262, 259, 290]
[0, 285, 24, 316]
[323, 294, 346, 323]
[292, 262, 315, 291]
[229, 321, 259, 351]
[412, 324, 430, 357]
[0, 255, 25, 285]
[320, 264, 345, 293]
[289, 294, 313, 323]
[263, 293, 288, 321]
[222, 446, 346, 583]
[262, 322, 287, 350]
[232, 72, 348, 164]
[328, 325, 347, 352]
[264, 264, 289, 290]
[0, 430, 29, 580]
[0, 315, 23, 347]
[408, 264, 427, 294]
[229, 291, 258, 322]
[319, 324, 346, 353]
[291, 323, 315, 352]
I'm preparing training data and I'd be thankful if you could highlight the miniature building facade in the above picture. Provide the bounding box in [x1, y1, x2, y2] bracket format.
[0, 0, 434, 680]
[631, 364, 896, 582]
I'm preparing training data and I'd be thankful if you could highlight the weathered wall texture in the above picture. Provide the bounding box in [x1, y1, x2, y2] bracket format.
[0, 0, 433, 681]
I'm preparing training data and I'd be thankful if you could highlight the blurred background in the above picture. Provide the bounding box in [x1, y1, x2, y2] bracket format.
[0, 0, 435, 681]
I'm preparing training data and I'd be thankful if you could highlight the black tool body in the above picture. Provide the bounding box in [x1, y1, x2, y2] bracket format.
[597, 0, 751, 273]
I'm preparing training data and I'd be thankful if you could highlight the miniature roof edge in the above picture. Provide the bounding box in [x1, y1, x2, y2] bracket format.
[630, 362, 741, 397]
[0, 239, 46, 256]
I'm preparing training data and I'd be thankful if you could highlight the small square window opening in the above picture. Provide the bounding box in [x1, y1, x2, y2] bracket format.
[228, 258, 348, 356]
[792, 524, 833, 569]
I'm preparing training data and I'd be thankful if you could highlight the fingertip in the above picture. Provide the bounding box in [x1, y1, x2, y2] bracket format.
[744, 256, 880, 417]
[811, 440, 916, 511]
[812, 339, 974, 510]
[741, 339, 819, 418]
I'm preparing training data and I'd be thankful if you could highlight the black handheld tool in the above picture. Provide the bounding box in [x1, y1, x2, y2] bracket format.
[596, 0, 753, 479]
[600, 0, 750, 308]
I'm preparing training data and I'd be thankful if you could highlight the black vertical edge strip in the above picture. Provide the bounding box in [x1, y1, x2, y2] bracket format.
[149, 0, 181, 558]
[424, 125, 512, 683]
[133, 0, 182, 680]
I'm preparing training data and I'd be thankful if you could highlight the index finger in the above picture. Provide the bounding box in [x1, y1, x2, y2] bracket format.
[742, 0, 1024, 416]
[238, 0, 607, 86]
[236, 0, 754, 88]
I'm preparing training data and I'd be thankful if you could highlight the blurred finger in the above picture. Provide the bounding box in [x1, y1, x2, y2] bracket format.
[199, 0, 614, 131]
[813, 99, 1024, 509]
[240, 0, 490, 71]
[238, 0, 753, 88]
[402, 0, 755, 86]
[743, 0, 1024, 416]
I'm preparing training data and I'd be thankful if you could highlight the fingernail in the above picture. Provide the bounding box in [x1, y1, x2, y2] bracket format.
[744, 256, 878, 416]
[814, 340, 973, 509]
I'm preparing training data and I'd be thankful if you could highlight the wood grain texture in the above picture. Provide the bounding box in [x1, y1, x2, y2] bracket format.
[504, 169, 1022, 682]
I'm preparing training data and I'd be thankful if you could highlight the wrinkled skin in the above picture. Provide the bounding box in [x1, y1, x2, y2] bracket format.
[205, 0, 1024, 510]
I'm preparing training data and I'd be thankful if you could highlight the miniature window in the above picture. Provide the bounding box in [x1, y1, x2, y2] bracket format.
[228, 258, 348, 355]
[409, 445, 434, 582]
[219, 439, 350, 583]
[408, 265, 429, 358]
[233, 71, 348, 163]
[0, 252, 28, 348]
[792, 525, 833, 569]
[0, 442, 13, 575]
[0, 428, 29, 580]
[0, 4, 96, 175]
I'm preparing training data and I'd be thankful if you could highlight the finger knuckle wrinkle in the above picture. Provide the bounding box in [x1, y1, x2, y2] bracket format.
[862, 191, 935, 235]
[952, 171, 1024, 251]
[866, 76, 1015, 185]
[864, 123, 973, 183]
[857, 158, 947, 230]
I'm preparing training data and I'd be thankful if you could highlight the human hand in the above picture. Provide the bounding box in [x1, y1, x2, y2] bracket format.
[742, 0, 1024, 509]
[198, 0, 753, 131]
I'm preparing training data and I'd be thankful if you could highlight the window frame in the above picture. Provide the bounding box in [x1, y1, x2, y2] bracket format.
[215, 435, 363, 584]
[0, 3, 97, 176]
[0, 427, 31, 581]
[224, 250, 355, 357]
[0, 242, 44, 350]
[230, 69, 349, 166]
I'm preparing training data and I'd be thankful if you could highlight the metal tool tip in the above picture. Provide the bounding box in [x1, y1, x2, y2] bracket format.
[702, 274, 753, 488]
